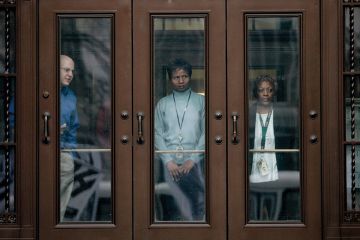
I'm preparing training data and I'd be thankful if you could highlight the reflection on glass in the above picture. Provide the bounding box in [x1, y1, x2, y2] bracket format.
[0, 78, 15, 142]
[247, 16, 301, 222]
[344, 7, 360, 72]
[345, 77, 360, 141]
[0, 7, 16, 223]
[346, 146, 360, 210]
[0, 9, 16, 73]
[0, 148, 15, 217]
[0, 80, 15, 220]
[59, 16, 112, 223]
[153, 16, 206, 223]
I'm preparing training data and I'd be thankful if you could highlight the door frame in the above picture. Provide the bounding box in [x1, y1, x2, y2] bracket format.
[132, 1, 227, 240]
[227, 0, 322, 239]
[38, 0, 132, 239]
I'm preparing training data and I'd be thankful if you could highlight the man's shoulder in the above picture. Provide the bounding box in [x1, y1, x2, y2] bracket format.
[66, 88, 77, 99]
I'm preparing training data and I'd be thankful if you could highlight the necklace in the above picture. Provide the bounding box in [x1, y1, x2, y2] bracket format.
[257, 110, 272, 176]
[259, 110, 272, 149]
[172, 90, 192, 143]
[173, 90, 192, 160]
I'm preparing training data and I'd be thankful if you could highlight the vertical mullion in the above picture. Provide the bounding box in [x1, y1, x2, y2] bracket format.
[4, 6, 11, 214]
[349, 6, 357, 210]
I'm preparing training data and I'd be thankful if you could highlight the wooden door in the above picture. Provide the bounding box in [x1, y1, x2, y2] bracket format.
[133, 1, 227, 240]
[227, 0, 321, 239]
[38, 0, 132, 239]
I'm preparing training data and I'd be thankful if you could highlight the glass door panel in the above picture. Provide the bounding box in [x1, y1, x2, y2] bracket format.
[153, 16, 207, 223]
[58, 15, 113, 223]
[246, 15, 301, 222]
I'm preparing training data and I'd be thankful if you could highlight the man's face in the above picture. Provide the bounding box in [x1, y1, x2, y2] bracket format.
[60, 56, 75, 87]
[171, 68, 190, 92]
[257, 80, 274, 107]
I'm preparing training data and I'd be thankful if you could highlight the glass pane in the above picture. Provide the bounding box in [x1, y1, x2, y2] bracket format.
[247, 16, 301, 222]
[344, 7, 360, 72]
[58, 16, 113, 223]
[0, 77, 15, 143]
[344, 76, 360, 141]
[0, 148, 15, 219]
[0, 6, 16, 224]
[346, 145, 360, 210]
[0, 9, 16, 73]
[153, 16, 206, 223]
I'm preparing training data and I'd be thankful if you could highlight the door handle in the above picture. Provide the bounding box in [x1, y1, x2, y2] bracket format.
[137, 112, 145, 144]
[231, 112, 239, 144]
[43, 112, 51, 144]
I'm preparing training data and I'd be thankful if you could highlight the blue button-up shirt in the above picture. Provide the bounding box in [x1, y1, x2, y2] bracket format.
[60, 86, 79, 149]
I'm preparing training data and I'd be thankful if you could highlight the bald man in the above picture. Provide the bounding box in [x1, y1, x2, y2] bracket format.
[59, 55, 79, 221]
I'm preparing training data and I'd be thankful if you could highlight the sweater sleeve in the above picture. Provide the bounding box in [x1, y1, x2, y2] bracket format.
[154, 100, 173, 164]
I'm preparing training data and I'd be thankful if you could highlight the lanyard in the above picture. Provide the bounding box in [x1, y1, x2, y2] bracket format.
[173, 90, 192, 132]
[259, 111, 272, 149]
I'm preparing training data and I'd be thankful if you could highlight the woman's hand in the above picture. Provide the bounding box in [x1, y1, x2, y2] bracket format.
[166, 161, 182, 181]
[180, 160, 194, 174]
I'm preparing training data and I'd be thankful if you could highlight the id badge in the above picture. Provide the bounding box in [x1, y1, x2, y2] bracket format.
[176, 145, 184, 160]
[257, 157, 270, 176]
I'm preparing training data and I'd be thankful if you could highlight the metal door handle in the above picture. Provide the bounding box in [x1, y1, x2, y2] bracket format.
[137, 112, 145, 144]
[231, 112, 239, 144]
[43, 112, 51, 144]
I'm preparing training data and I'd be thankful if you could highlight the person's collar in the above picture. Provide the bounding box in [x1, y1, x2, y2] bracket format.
[61, 86, 69, 95]
[256, 103, 273, 114]
[173, 87, 191, 97]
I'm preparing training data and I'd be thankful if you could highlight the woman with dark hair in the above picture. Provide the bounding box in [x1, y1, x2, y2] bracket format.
[155, 58, 205, 221]
[248, 75, 298, 183]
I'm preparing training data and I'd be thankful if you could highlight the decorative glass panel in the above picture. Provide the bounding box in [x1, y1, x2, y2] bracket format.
[346, 145, 360, 210]
[0, 77, 15, 142]
[0, 4, 16, 224]
[344, 7, 360, 72]
[152, 16, 207, 223]
[0, 148, 15, 206]
[0, 7, 16, 73]
[343, 6, 360, 216]
[344, 76, 360, 141]
[58, 16, 113, 223]
[247, 16, 301, 222]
